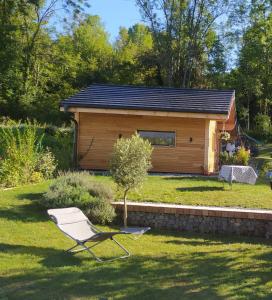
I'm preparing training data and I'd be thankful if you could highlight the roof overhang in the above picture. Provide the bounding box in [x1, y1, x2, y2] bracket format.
[217, 95, 237, 130]
[60, 106, 229, 121]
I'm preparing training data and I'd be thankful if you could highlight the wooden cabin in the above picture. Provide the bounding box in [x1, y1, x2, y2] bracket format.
[60, 84, 237, 174]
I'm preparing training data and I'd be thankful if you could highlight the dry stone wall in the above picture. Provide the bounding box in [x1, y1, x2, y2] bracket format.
[112, 202, 272, 238]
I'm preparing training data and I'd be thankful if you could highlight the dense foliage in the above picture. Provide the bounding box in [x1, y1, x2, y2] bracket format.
[0, 0, 271, 139]
[42, 172, 115, 224]
[0, 120, 56, 187]
[0, 119, 74, 171]
[41, 125, 74, 170]
[219, 147, 250, 166]
[260, 160, 272, 177]
[110, 134, 153, 226]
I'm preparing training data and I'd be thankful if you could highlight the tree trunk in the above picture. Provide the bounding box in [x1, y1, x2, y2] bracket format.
[123, 190, 128, 227]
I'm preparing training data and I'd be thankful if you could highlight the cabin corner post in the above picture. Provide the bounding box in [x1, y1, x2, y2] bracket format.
[204, 120, 210, 174]
[204, 119, 217, 175]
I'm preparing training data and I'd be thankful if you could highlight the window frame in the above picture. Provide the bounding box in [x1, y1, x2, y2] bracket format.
[137, 130, 176, 148]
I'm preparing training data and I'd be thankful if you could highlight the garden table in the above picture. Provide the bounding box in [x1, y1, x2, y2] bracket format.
[219, 165, 258, 185]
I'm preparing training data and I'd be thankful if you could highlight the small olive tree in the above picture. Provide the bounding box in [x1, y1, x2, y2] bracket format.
[110, 133, 153, 227]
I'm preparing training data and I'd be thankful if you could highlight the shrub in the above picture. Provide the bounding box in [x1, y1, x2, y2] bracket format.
[219, 147, 250, 166]
[259, 160, 272, 177]
[0, 119, 56, 187]
[86, 182, 115, 224]
[56, 171, 92, 188]
[87, 181, 114, 201]
[30, 171, 44, 183]
[42, 126, 73, 170]
[110, 133, 153, 226]
[0, 119, 74, 173]
[43, 180, 93, 209]
[0, 159, 21, 187]
[87, 198, 116, 225]
[36, 149, 57, 179]
[0, 120, 41, 186]
[42, 172, 115, 224]
[42, 172, 94, 209]
[219, 151, 234, 165]
[235, 147, 250, 166]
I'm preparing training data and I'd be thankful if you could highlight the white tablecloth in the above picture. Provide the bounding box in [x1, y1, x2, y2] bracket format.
[219, 165, 258, 185]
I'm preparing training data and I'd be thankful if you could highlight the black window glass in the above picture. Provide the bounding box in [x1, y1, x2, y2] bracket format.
[138, 130, 175, 146]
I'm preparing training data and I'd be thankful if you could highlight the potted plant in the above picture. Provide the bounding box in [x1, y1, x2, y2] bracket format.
[220, 131, 230, 141]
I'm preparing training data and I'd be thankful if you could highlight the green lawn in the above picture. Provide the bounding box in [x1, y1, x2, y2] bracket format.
[255, 143, 272, 168]
[94, 175, 272, 209]
[1, 183, 272, 299]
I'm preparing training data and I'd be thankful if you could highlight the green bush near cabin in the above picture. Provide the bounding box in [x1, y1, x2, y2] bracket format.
[0, 119, 57, 187]
[42, 172, 116, 225]
[219, 147, 250, 166]
[0, 119, 74, 172]
[41, 125, 74, 171]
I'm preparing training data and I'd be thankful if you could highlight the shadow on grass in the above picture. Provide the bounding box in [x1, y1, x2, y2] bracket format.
[0, 243, 81, 267]
[164, 176, 218, 182]
[0, 192, 48, 223]
[147, 229, 272, 247]
[17, 192, 44, 201]
[1, 238, 272, 300]
[0, 202, 47, 223]
[176, 186, 224, 192]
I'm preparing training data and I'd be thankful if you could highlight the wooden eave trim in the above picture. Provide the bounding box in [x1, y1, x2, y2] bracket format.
[226, 95, 236, 121]
[60, 106, 228, 120]
[217, 96, 237, 130]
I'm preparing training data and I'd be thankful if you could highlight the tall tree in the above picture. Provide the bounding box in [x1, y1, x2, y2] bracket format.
[33, 15, 113, 123]
[136, 0, 233, 88]
[235, 2, 272, 130]
[113, 23, 159, 85]
[0, 0, 89, 120]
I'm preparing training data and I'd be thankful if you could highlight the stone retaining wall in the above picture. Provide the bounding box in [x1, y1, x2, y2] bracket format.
[112, 202, 272, 238]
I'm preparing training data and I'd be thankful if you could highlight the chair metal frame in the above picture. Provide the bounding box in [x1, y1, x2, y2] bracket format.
[48, 211, 130, 262]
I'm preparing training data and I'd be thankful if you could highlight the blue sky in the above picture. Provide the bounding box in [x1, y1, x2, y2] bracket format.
[89, 0, 142, 41]
[50, 0, 143, 42]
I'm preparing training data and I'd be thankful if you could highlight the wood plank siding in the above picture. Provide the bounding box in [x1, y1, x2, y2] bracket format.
[77, 112, 218, 174]
[204, 120, 218, 174]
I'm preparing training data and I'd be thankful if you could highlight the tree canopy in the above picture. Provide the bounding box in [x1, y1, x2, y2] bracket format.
[0, 0, 271, 138]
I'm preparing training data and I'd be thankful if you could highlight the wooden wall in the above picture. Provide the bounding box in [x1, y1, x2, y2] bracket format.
[77, 112, 216, 174]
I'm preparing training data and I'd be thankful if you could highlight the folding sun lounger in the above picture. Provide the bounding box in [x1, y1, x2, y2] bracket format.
[48, 207, 149, 262]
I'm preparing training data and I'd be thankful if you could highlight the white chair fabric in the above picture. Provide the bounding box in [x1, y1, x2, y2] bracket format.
[48, 207, 95, 242]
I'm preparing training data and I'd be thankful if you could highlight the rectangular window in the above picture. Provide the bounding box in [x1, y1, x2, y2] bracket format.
[138, 130, 176, 147]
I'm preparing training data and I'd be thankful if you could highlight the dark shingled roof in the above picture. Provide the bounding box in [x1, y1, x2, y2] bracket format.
[61, 84, 235, 115]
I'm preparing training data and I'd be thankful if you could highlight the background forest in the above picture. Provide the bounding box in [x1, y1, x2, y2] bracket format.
[0, 0, 271, 140]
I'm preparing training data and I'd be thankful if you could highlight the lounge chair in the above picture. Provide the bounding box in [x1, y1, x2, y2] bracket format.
[48, 207, 131, 262]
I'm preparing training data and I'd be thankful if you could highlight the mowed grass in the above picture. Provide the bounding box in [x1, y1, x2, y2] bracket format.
[94, 143, 271, 209]
[1, 183, 272, 299]
[255, 143, 272, 168]
[94, 175, 272, 209]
